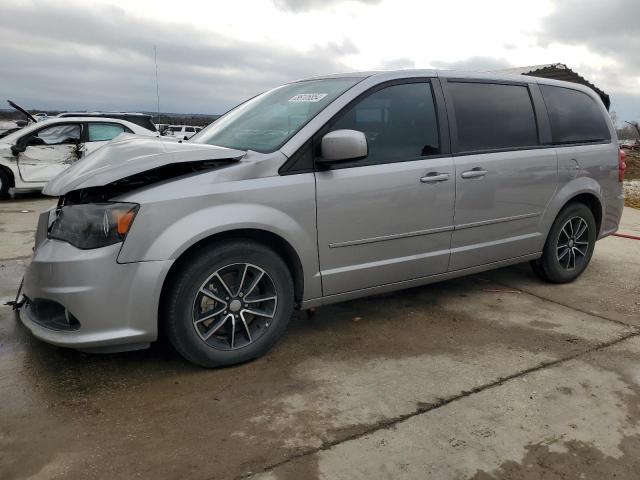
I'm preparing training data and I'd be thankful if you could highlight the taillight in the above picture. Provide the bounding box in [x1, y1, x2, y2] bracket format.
[619, 149, 626, 182]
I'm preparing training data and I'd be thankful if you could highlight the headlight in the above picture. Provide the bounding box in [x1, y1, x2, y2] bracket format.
[48, 202, 139, 249]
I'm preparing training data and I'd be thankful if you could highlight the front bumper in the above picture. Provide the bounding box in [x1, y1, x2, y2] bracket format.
[20, 237, 173, 351]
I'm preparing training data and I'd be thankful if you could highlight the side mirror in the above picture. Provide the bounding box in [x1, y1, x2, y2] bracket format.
[10, 143, 26, 156]
[319, 129, 367, 164]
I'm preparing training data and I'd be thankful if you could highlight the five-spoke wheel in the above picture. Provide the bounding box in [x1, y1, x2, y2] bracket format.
[165, 240, 294, 368]
[531, 202, 596, 283]
[556, 216, 590, 271]
[193, 263, 278, 350]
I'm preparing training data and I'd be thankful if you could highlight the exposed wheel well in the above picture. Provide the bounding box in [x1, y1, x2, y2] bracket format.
[565, 193, 602, 235]
[160, 229, 305, 310]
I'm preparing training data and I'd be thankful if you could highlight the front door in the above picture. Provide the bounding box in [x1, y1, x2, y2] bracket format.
[443, 80, 558, 271]
[315, 81, 455, 296]
[17, 123, 82, 182]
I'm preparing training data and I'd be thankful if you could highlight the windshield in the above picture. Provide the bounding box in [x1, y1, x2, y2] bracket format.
[190, 77, 362, 152]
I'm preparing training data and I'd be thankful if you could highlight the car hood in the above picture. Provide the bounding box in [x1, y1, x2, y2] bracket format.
[43, 134, 245, 196]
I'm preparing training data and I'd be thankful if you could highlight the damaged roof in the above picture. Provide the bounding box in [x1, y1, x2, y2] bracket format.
[497, 63, 610, 110]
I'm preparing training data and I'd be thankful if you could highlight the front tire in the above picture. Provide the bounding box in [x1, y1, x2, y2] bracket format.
[0, 169, 11, 199]
[530, 203, 597, 283]
[164, 240, 295, 368]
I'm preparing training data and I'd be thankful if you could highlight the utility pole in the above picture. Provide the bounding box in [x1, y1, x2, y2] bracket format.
[154, 45, 161, 125]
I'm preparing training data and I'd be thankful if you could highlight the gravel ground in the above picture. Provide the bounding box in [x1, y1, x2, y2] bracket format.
[624, 151, 640, 209]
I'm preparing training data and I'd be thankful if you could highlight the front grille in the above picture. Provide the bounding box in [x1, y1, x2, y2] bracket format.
[24, 297, 81, 331]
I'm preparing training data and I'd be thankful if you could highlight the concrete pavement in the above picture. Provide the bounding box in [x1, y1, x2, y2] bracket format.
[1, 196, 639, 479]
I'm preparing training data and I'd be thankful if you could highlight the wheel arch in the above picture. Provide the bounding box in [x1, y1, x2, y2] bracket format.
[541, 178, 605, 242]
[563, 192, 602, 236]
[159, 228, 306, 310]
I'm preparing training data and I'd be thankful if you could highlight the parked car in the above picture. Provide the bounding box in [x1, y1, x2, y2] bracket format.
[0, 117, 155, 197]
[56, 112, 157, 132]
[17, 70, 624, 367]
[163, 124, 202, 139]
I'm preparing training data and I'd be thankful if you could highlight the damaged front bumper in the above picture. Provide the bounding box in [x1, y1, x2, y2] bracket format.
[19, 235, 173, 353]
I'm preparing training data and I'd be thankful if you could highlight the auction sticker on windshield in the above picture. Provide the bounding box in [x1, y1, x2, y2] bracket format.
[288, 93, 328, 102]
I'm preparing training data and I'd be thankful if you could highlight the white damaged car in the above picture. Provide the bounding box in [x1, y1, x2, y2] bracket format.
[0, 117, 155, 197]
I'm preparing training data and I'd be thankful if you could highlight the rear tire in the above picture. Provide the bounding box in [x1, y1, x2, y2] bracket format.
[530, 203, 597, 283]
[164, 240, 295, 368]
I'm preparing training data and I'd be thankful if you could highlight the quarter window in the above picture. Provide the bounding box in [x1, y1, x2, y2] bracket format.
[448, 82, 538, 152]
[87, 123, 128, 142]
[540, 85, 610, 144]
[329, 82, 440, 166]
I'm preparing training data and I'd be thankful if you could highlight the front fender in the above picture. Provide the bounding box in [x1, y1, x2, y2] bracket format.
[117, 175, 321, 300]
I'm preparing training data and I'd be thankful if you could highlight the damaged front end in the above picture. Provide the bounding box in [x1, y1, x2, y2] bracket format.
[46, 159, 241, 250]
[43, 133, 246, 197]
[60, 158, 242, 204]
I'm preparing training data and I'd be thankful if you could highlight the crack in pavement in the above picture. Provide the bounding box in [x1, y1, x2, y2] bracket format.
[482, 275, 636, 330]
[235, 329, 640, 480]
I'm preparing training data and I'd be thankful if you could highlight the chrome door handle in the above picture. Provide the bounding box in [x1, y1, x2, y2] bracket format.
[420, 172, 450, 183]
[461, 168, 488, 179]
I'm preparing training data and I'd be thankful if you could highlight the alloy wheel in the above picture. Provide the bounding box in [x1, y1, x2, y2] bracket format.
[192, 263, 277, 350]
[556, 216, 589, 271]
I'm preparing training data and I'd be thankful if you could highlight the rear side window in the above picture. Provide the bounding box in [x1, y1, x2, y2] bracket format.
[540, 85, 610, 144]
[330, 82, 440, 166]
[448, 82, 538, 152]
[87, 123, 128, 142]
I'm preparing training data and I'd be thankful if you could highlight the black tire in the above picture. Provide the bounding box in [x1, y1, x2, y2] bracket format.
[164, 240, 294, 368]
[0, 169, 11, 199]
[530, 203, 597, 283]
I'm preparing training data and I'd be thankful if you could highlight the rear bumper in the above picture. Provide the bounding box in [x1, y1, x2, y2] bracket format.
[599, 190, 625, 239]
[21, 238, 173, 350]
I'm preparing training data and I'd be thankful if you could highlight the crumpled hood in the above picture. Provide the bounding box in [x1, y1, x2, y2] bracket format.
[43, 134, 245, 196]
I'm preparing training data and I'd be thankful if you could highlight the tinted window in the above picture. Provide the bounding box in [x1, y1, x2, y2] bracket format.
[185, 127, 195, 132]
[449, 82, 538, 152]
[330, 82, 440, 165]
[540, 85, 610, 144]
[28, 124, 81, 145]
[88, 123, 127, 142]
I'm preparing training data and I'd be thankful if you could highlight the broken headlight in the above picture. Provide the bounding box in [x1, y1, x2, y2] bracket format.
[48, 202, 139, 249]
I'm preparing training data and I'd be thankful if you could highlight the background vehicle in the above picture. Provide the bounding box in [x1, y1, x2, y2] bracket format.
[0, 117, 154, 197]
[57, 112, 157, 132]
[19, 70, 623, 368]
[162, 124, 202, 139]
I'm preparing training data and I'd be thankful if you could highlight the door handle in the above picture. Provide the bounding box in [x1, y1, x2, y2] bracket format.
[420, 172, 449, 183]
[461, 168, 488, 179]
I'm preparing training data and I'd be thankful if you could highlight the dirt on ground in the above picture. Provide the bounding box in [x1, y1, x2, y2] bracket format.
[624, 150, 640, 209]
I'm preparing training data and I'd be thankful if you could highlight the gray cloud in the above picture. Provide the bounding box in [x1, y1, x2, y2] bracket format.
[431, 56, 513, 71]
[539, 0, 639, 75]
[379, 58, 415, 70]
[537, 0, 640, 120]
[0, 1, 356, 114]
[273, 0, 381, 12]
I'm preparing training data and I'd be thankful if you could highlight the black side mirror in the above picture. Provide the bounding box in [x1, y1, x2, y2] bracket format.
[183, 135, 189, 141]
[10, 143, 26, 156]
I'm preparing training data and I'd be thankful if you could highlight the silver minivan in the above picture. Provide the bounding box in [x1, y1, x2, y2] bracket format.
[18, 70, 625, 367]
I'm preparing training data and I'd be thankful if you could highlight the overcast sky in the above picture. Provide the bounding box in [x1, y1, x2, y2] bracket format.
[0, 0, 638, 123]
